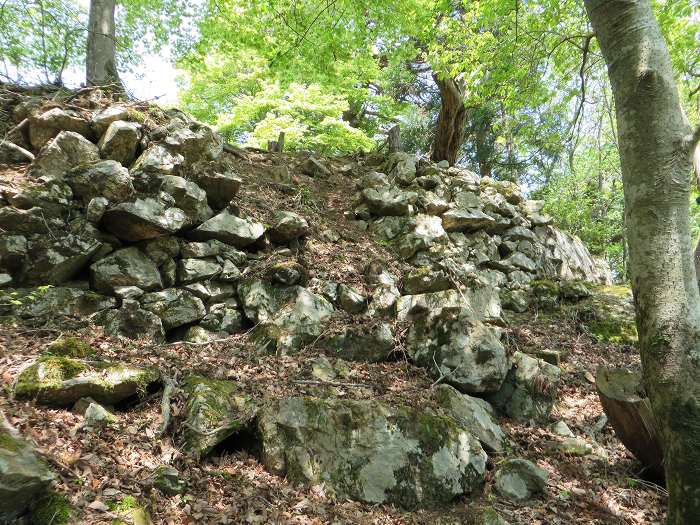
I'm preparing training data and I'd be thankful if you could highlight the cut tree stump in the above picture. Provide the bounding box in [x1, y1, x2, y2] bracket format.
[596, 366, 664, 479]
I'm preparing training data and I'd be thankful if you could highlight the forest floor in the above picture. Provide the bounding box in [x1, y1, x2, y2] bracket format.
[0, 151, 667, 524]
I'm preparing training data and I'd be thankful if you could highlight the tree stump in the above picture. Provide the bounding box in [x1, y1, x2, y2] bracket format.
[267, 132, 286, 153]
[596, 366, 664, 479]
[388, 125, 401, 153]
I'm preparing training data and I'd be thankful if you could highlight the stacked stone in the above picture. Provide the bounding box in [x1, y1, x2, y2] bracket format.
[0, 101, 312, 343]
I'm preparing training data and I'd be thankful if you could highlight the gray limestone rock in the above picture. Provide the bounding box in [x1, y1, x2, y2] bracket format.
[90, 247, 162, 294]
[258, 397, 487, 509]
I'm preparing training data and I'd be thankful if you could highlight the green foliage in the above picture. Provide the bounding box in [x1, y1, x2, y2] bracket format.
[46, 337, 96, 358]
[216, 82, 374, 155]
[31, 492, 73, 525]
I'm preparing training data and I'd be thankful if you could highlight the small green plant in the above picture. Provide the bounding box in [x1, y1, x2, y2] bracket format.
[31, 492, 73, 525]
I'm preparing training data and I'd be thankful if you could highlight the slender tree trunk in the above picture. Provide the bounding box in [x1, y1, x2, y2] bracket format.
[86, 0, 122, 88]
[431, 75, 466, 166]
[584, 1, 700, 522]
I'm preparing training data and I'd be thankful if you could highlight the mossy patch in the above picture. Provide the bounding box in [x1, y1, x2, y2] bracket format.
[16, 355, 87, 395]
[46, 337, 96, 358]
[30, 492, 72, 525]
[0, 429, 24, 452]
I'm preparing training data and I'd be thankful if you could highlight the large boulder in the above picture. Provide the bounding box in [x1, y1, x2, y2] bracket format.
[65, 160, 135, 204]
[28, 108, 91, 150]
[181, 376, 256, 457]
[28, 131, 100, 181]
[394, 214, 446, 259]
[24, 233, 102, 285]
[189, 210, 265, 248]
[8, 287, 116, 319]
[131, 144, 184, 176]
[140, 288, 206, 330]
[0, 415, 55, 523]
[163, 119, 223, 163]
[239, 281, 333, 353]
[14, 355, 159, 407]
[434, 384, 507, 453]
[0, 207, 64, 236]
[0, 235, 28, 273]
[406, 307, 508, 394]
[442, 209, 496, 232]
[90, 247, 163, 294]
[101, 197, 187, 241]
[487, 352, 561, 422]
[258, 397, 487, 509]
[97, 120, 142, 167]
[6, 180, 73, 218]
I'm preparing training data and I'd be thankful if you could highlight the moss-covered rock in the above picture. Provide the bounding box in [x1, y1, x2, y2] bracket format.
[14, 356, 159, 407]
[0, 416, 55, 522]
[181, 376, 257, 458]
[110, 496, 153, 525]
[487, 352, 561, 422]
[257, 396, 487, 509]
[574, 285, 637, 344]
[46, 336, 96, 358]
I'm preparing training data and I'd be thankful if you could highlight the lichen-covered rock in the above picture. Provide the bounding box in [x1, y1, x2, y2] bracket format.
[258, 397, 487, 509]
[182, 281, 235, 303]
[487, 352, 561, 422]
[442, 209, 496, 232]
[140, 288, 206, 330]
[189, 210, 265, 248]
[385, 152, 417, 186]
[337, 284, 366, 314]
[0, 235, 28, 273]
[0, 414, 55, 523]
[573, 285, 637, 344]
[406, 307, 508, 394]
[328, 322, 394, 362]
[87, 196, 109, 224]
[195, 170, 242, 209]
[7, 180, 73, 218]
[402, 268, 452, 295]
[14, 355, 159, 407]
[90, 247, 162, 294]
[269, 211, 309, 243]
[0, 140, 34, 163]
[394, 214, 447, 259]
[130, 144, 184, 176]
[29, 108, 91, 150]
[181, 376, 256, 457]
[397, 286, 501, 325]
[10, 287, 116, 319]
[98, 300, 166, 342]
[24, 233, 102, 285]
[0, 206, 65, 236]
[91, 105, 132, 136]
[240, 281, 333, 353]
[163, 119, 223, 163]
[494, 458, 547, 503]
[361, 187, 416, 217]
[102, 197, 187, 242]
[434, 384, 506, 453]
[200, 301, 245, 334]
[159, 175, 213, 226]
[139, 236, 180, 266]
[28, 131, 100, 181]
[176, 258, 221, 285]
[150, 466, 185, 496]
[98, 120, 142, 167]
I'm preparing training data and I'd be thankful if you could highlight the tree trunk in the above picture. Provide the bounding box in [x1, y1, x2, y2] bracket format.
[431, 75, 466, 166]
[584, 1, 700, 522]
[86, 0, 122, 88]
[595, 367, 664, 479]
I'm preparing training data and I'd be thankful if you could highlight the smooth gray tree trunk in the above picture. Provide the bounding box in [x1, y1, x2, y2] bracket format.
[86, 0, 121, 88]
[583, 1, 700, 522]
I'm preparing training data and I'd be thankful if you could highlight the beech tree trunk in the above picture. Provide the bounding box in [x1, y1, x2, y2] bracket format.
[431, 75, 466, 166]
[584, 1, 700, 522]
[86, 0, 122, 88]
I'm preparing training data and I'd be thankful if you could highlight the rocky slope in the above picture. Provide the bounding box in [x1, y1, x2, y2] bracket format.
[0, 85, 660, 525]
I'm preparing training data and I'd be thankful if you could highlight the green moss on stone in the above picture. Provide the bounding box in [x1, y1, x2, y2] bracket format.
[15, 355, 87, 396]
[46, 337, 96, 358]
[0, 430, 23, 452]
[31, 492, 72, 525]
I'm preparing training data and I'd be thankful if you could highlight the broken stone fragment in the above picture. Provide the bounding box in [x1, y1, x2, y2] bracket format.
[268, 211, 309, 243]
[493, 458, 547, 503]
[90, 247, 162, 294]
